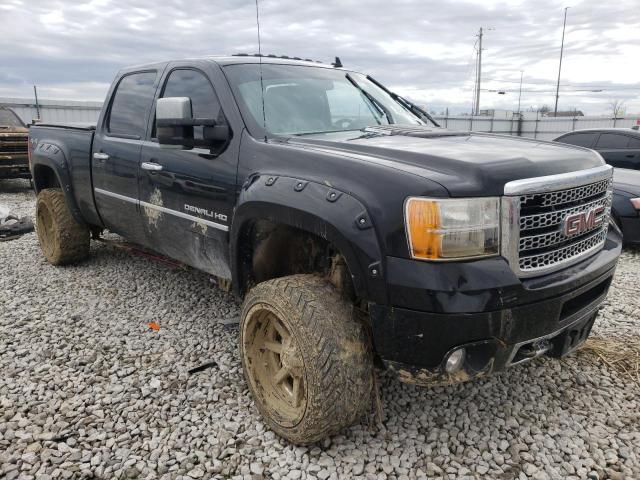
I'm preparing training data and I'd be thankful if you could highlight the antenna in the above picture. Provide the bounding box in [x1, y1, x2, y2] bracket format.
[255, 0, 267, 142]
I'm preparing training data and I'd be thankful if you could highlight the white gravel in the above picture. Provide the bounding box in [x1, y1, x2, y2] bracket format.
[1, 178, 639, 480]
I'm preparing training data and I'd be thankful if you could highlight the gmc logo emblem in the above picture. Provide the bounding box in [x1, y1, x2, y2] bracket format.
[563, 206, 606, 236]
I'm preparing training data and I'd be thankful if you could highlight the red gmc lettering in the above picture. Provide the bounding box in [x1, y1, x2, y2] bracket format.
[563, 206, 606, 236]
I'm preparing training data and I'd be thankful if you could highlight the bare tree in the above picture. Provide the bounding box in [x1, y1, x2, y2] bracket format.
[609, 99, 626, 118]
[538, 105, 551, 114]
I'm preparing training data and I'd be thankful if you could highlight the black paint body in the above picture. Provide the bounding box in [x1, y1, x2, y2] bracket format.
[28, 57, 621, 380]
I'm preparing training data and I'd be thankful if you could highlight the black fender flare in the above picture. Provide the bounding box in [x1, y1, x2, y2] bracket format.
[230, 174, 387, 304]
[30, 141, 86, 226]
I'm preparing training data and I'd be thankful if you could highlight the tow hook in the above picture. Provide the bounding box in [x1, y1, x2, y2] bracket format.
[513, 339, 553, 364]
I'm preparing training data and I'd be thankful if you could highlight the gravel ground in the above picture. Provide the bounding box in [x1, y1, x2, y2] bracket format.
[1, 178, 639, 480]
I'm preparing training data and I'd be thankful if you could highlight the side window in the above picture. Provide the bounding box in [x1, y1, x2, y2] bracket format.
[626, 136, 640, 148]
[559, 133, 596, 147]
[158, 69, 225, 140]
[108, 72, 157, 137]
[596, 133, 629, 149]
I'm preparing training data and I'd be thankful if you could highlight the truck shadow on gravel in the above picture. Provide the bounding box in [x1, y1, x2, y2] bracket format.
[0, 178, 33, 193]
[93, 238, 640, 430]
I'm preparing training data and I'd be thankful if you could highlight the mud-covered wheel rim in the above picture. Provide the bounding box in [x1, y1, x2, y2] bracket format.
[242, 304, 307, 427]
[36, 201, 55, 259]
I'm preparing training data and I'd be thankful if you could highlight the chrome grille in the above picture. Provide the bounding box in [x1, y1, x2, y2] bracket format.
[520, 196, 610, 230]
[502, 165, 613, 278]
[520, 178, 610, 208]
[520, 229, 608, 270]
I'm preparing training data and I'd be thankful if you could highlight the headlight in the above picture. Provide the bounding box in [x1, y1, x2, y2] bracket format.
[631, 198, 640, 210]
[404, 197, 500, 260]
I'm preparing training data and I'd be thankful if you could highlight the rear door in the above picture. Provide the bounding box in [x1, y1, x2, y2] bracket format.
[594, 132, 634, 168]
[92, 70, 160, 244]
[139, 64, 238, 279]
[623, 136, 640, 169]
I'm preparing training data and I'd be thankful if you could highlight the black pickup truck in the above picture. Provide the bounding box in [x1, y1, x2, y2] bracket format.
[29, 55, 621, 444]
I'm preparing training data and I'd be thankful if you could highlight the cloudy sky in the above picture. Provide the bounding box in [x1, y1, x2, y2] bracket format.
[1, 0, 639, 115]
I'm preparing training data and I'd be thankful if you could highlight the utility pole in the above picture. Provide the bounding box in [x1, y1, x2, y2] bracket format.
[554, 7, 569, 117]
[517, 70, 523, 115]
[474, 27, 483, 115]
[33, 85, 41, 120]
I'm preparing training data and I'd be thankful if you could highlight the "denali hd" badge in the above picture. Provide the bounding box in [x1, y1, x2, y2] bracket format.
[562, 205, 606, 237]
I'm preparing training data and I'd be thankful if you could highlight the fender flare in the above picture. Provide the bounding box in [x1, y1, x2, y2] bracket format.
[230, 174, 387, 304]
[30, 141, 86, 226]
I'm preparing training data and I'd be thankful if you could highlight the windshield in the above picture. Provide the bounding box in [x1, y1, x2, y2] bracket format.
[0, 109, 25, 128]
[224, 64, 429, 136]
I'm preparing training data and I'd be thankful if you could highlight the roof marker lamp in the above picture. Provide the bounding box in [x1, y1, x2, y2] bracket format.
[405, 197, 500, 260]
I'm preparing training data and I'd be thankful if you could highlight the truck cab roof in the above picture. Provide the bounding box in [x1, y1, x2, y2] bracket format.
[120, 54, 342, 76]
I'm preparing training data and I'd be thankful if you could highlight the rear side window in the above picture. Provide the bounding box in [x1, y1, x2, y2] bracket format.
[559, 133, 596, 147]
[596, 133, 629, 149]
[108, 71, 157, 137]
[626, 136, 640, 148]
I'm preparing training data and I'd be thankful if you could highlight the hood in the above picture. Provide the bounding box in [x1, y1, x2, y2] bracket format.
[613, 168, 640, 196]
[288, 126, 605, 197]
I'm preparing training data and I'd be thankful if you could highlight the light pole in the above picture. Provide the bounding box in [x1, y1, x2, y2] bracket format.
[554, 7, 570, 117]
[474, 27, 483, 115]
[517, 70, 523, 115]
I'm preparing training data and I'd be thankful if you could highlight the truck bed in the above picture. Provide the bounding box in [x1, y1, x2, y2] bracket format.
[29, 123, 102, 227]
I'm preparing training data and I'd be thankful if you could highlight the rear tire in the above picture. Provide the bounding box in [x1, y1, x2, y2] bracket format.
[240, 274, 373, 444]
[36, 188, 89, 265]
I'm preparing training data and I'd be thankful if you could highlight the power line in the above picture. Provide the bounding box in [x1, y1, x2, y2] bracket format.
[465, 38, 479, 114]
[483, 77, 640, 90]
[485, 88, 607, 94]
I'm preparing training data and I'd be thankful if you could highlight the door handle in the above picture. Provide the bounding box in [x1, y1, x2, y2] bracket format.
[93, 152, 109, 161]
[141, 162, 163, 172]
[625, 154, 635, 158]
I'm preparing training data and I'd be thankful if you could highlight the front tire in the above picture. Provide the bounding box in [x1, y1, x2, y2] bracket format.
[240, 274, 373, 444]
[36, 188, 89, 265]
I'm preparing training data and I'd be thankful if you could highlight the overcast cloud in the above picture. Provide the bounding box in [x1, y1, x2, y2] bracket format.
[1, 0, 639, 114]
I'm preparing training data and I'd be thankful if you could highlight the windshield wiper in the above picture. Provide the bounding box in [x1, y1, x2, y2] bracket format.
[345, 73, 393, 125]
[366, 75, 440, 127]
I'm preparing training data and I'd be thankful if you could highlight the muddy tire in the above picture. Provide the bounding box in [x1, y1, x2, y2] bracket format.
[240, 274, 373, 444]
[36, 188, 89, 265]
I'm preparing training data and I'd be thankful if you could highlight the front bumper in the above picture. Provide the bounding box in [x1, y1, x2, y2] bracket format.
[371, 229, 621, 386]
[0, 154, 30, 179]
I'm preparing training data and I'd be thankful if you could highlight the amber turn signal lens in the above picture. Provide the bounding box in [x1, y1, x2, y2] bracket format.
[405, 198, 442, 259]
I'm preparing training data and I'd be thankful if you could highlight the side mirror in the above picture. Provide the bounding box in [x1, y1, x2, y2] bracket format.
[156, 97, 230, 149]
[156, 97, 192, 149]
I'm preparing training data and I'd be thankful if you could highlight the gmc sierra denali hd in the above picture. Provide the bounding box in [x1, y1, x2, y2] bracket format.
[29, 55, 621, 444]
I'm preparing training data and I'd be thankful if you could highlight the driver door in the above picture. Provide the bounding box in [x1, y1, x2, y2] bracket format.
[139, 66, 237, 279]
